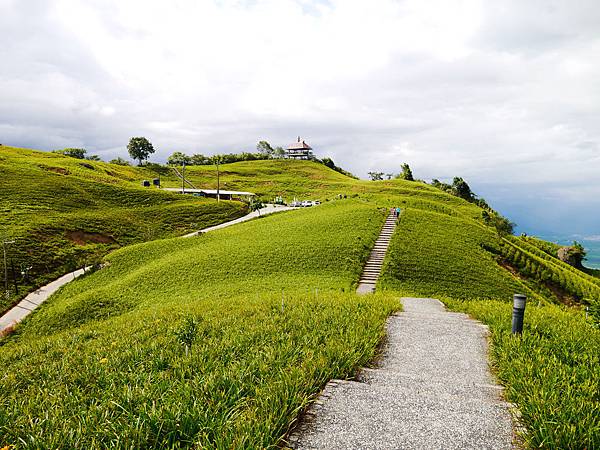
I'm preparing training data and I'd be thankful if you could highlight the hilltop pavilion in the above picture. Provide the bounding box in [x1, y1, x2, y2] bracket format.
[287, 137, 313, 160]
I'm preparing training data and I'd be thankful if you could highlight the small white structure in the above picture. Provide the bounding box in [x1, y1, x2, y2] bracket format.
[163, 188, 255, 201]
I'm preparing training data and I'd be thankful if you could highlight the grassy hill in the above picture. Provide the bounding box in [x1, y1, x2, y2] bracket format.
[0, 146, 247, 314]
[1, 147, 599, 448]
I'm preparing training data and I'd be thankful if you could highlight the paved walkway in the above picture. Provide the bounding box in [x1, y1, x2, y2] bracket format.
[182, 204, 294, 237]
[0, 268, 87, 332]
[356, 210, 398, 295]
[291, 298, 514, 449]
[0, 204, 295, 333]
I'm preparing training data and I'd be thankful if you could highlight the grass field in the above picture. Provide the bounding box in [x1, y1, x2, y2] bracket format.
[445, 299, 599, 449]
[0, 200, 400, 448]
[0, 146, 247, 314]
[2, 147, 599, 448]
[378, 208, 524, 300]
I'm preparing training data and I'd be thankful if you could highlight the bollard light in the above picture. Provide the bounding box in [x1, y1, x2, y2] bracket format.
[512, 294, 527, 334]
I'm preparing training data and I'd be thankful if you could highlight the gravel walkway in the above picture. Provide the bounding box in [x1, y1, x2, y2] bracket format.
[291, 297, 515, 449]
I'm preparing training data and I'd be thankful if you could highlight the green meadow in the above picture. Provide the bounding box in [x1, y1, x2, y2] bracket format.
[0, 146, 247, 314]
[1, 147, 599, 448]
[1, 200, 398, 448]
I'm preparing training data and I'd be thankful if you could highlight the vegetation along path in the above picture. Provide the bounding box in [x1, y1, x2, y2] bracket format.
[0, 204, 292, 334]
[292, 297, 514, 449]
[356, 209, 398, 294]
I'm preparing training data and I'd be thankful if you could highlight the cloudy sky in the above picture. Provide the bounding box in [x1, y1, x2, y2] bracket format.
[1, 0, 599, 235]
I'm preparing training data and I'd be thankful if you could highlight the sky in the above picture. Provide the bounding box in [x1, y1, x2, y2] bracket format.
[1, 0, 599, 236]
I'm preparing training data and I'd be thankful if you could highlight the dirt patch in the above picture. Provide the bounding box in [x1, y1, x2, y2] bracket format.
[66, 231, 117, 246]
[40, 165, 70, 175]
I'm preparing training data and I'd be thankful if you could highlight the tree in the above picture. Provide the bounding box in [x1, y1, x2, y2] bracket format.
[273, 146, 286, 158]
[368, 171, 384, 181]
[385, 173, 393, 180]
[167, 151, 191, 166]
[54, 148, 87, 159]
[488, 213, 515, 236]
[248, 197, 264, 215]
[127, 137, 155, 165]
[109, 157, 130, 166]
[451, 177, 474, 201]
[431, 178, 452, 192]
[569, 241, 587, 268]
[86, 154, 101, 161]
[321, 157, 336, 170]
[190, 153, 209, 165]
[398, 163, 414, 181]
[256, 140, 274, 156]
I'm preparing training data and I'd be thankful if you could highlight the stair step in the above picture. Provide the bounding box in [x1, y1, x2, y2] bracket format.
[357, 215, 398, 295]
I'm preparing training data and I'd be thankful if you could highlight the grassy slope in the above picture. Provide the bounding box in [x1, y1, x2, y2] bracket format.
[445, 299, 599, 449]
[0, 146, 247, 314]
[0, 200, 399, 448]
[379, 208, 523, 300]
[1, 148, 599, 447]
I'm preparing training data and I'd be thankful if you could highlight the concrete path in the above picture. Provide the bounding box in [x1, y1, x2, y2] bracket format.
[356, 210, 398, 295]
[0, 204, 296, 333]
[290, 298, 514, 449]
[182, 203, 294, 237]
[0, 268, 87, 332]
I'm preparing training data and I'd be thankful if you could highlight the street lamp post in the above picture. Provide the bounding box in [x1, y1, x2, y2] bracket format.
[182, 160, 186, 194]
[3, 240, 15, 298]
[216, 158, 220, 202]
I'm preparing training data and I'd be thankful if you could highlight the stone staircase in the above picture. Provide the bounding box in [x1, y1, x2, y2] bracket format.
[356, 210, 398, 294]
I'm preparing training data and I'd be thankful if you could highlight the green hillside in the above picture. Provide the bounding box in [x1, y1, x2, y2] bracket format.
[1, 148, 599, 448]
[0, 146, 247, 314]
[0, 200, 399, 448]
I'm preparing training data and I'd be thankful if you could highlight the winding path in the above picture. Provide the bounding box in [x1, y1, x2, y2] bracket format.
[0, 204, 294, 333]
[290, 298, 515, 449]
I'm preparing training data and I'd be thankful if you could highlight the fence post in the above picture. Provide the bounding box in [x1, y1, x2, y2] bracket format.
[512, 294, 527, 334]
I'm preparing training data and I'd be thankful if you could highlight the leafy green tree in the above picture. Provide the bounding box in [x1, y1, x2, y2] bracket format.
[451, 177, 474, 201]
[570, 241, 587, 267]
[249, 197, 264, 215]
[398, 163, 414, 181]
[86, 154, 101, 161]
[431, 178, 452, 192]
[489, 213, 515, 236]
[167, 151, 191, 166]
[256, 140, 274, 156]
[190, 153, 209, 165]
[273, 146, 286, 158]
[54, 148, 87, 159]
[368, 171, 384, 181]
[109, 157, 130, 166]
[321, 157, 336, 169]
[127, 137, 155, 166]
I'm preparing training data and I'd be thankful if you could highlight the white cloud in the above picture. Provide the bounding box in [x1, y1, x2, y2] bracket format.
[0, 0, 599, 233]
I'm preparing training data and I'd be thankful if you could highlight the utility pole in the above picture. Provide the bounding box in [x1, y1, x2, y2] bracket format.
[3, 240, 15, 298]
[182, 160, 186, 194]
[216, 157, 220, 202]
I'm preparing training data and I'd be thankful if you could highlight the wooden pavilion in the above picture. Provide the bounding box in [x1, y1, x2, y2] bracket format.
[287, 137, 313, 160]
